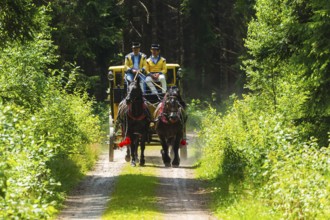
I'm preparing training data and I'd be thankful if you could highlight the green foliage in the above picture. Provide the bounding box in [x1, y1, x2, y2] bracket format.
[244, 0, 330, 144]
[0, 0, 41, 45]
[197, 95, 330, 219]
[0, 30, 57, 111]
[186, 99, 208, 130]
[0, 104, 58, 219]
[262, 139, 330, 219]
[197, 1, 330, 218]
[0, 3, 102, 219]
[50, 0, 125, 100]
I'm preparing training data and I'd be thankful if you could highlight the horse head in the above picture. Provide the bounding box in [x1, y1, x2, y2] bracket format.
[126, 77, 142, 104]
[163, 87, 181, 122]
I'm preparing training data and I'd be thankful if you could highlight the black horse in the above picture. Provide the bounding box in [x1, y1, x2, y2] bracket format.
[116, 78, 150, 166]
[154, 87, 186, 167]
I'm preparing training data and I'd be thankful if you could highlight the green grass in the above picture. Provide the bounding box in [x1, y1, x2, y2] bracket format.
[102, 163, 161, 220]
[51, 143, 101, 215]
[195, 170, 282, 220]
[214, 197, 281, 220]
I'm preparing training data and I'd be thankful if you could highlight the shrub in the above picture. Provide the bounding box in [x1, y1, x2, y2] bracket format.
[262, 138, 330, 219]
[0, 7, 101, 218]
[0, 103, 58, 219]
[198, 95, 330, 218]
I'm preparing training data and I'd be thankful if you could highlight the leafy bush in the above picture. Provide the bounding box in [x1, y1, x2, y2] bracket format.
[0, 5, 101, 219]
[0, 91, 101, 219]
[198, 95, 330, 219]
[186, 99, 207, 130]
[262, 137, 330, 219]
[0, 103, 59, 218]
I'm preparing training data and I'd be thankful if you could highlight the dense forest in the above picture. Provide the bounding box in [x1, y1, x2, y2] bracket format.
[1, 0, 329, 219]
[49, 0, 253, 100]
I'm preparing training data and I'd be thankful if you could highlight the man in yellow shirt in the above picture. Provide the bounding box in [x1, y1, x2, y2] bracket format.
[145, 44, 167, 94]
[124, 42, 147, 92]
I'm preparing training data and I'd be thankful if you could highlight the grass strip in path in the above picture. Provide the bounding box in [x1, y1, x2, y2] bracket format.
[102, 162, 161, 220]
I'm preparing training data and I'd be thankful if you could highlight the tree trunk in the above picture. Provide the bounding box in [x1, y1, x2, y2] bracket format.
[178, 1, 184, 65]
[151, 0, 158, 42]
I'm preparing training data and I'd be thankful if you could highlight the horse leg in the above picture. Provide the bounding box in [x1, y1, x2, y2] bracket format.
[130, 135, 137, 167]
[168, 138, 174, 158]
[160, 136, 171, 167]
[172, 134, 181, 167]
[125, 145, 131, 162]
[139, 134, 146, 166]
[135, 141, 139, 163]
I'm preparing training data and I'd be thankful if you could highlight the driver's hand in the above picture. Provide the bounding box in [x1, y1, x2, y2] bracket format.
[132, 69, 137, 74]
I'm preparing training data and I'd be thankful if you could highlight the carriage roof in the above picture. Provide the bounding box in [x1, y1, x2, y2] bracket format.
[108, 65, 125, 71]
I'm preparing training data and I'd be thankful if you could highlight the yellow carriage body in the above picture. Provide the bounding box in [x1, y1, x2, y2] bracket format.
[108, 63, 181, 122]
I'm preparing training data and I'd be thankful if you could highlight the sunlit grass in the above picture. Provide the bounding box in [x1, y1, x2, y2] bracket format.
[214, 198, 281, 220]
[199, 178, 282, 220]
[51, 143, 100, 195]
[102, 162, 162, 220]
[196, 167, 282, 220]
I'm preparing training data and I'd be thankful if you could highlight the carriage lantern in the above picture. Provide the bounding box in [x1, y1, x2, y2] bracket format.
[107, 71, 114, 81]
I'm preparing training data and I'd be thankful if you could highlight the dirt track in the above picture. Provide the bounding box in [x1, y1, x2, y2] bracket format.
[57, 133, 216, 219]
[57, 150, 127, 220]
[150, 134, 216, 220]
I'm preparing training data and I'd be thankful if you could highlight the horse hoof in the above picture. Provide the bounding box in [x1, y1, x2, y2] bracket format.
[131, 161, 136, 167]
[139, 159, 145, 166]
[164, 162, 171, 167]
[172, 159, 180, 168]
[125, 155, 131, 162]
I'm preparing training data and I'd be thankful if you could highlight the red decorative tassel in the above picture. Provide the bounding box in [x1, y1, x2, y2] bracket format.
[180, 139, 187, 146]
[118, 137, 131, 148]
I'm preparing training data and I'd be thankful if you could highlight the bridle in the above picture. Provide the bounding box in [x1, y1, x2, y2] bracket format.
[160, 94, 183, 124]
[126, 82, 141, 104]
[125, 82, 147, 121]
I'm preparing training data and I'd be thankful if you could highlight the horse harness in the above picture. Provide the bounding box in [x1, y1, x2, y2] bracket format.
[157, 95, 184, 124]
[127, 102, 149, 121]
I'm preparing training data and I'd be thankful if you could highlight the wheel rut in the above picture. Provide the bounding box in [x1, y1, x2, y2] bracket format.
[57, 133, 216, 219]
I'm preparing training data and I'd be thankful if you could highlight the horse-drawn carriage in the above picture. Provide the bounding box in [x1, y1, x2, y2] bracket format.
[106, 63, 187, 166]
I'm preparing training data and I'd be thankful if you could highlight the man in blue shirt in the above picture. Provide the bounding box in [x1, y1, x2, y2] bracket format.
[124, 42, 147, 92]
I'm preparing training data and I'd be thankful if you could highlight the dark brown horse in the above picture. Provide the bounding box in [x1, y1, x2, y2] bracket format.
[117, 78, 150, 166]
[154, 87, 186, 167]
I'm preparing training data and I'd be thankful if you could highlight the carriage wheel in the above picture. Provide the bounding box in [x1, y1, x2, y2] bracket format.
[109, 114, 115, 162]
[109, 127, 115, 162]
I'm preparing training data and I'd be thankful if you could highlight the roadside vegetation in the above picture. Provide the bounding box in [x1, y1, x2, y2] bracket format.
[196, 96, 330, 219]
[0, 4, 102, 219]
[195, 0, 330, 219]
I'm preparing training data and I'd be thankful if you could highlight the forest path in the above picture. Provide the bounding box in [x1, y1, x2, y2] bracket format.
[57, 150, 126, 220]
[57, 133, 217, 219]
[150, 133, 216, 219]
